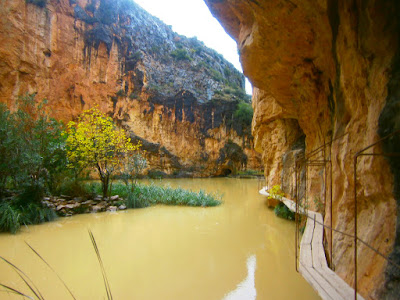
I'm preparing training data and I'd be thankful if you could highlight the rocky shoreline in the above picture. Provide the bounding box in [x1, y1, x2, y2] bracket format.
[42, 195, 127, 217]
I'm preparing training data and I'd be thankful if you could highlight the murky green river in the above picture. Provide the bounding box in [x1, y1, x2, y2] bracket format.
[0, 178, 319, 299]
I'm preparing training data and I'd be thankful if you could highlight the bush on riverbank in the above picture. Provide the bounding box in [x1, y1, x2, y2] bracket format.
[0, 201, 57, 234]
[274, 202, 295, 221]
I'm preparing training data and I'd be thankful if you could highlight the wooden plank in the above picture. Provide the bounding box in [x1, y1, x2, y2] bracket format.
[300, 244, 313, 268]
[299, 262, 342, 300]
[258, 187, 366, 300]
[299, 263, 334, 300]
[312, 213, 328, 269]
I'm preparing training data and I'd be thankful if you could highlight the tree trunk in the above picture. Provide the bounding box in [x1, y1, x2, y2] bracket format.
[101, 174, 109, 199]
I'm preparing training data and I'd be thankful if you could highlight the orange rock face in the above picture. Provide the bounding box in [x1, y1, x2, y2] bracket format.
[205, 0, 400, 298]
[0, 0, 261, 176]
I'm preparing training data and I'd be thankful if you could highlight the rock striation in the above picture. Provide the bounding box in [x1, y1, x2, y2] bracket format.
[0, 0, 261, 176]
[205, 0, 400, 298]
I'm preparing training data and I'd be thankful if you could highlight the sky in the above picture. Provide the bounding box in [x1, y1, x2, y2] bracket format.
[133, 0, 252, 94]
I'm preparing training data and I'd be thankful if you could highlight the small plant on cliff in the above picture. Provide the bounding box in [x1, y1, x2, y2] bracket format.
[267, 185, 284, 201]
[116, 89, 126, 98]
[313, 196, 324, 213]
[65, 107, 140, 198]
[234, 101, 253, 127]
[170, 48, 191, 61]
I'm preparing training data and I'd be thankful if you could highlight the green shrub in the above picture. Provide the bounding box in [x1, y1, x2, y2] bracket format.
[170, 49, 191, 61]
[0, 202, 21, 234]
[234, 101, 253, 129]
[147, 170, 167, 179]
[274, 202, 295, 221]
[0, 201, 57, 234]
[116, 89, 126, 97]
[209, 68, 223, 82]
[57, 178, 91, 198]
[16, 182, 45, 205]
[19, 203, 57, 225]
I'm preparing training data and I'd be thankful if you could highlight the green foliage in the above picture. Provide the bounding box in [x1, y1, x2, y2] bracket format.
[65, 107, 138, 198]
[15, 182, 45, 206]
[120, 151, 147, 191]
[0, 200, 57, 234]
[170, 48, 191, 61]
[150, 46, 161, 54]
[0, 104, 18, 194]
[0, 94, 67, 196]
[236, 169, 263, 176]
[129, 51, 142, 62]
[0, 202, 21, 234]
[274, 202, 295, 221]
[223, 66, 231, 77]
[116, 89, 126, 97]
[217, 141, 247, 169]
[313, 197, 324, 213]
[234, 101, 253, 129]
[129, 93, 137, 100]
[147, 169, 167, 179]
[19, 203, 57, 225]
[126, 183, 221, 207]
[267, 185, 284, 201]
[209, 68, 223, 82]
[57, 177, 91, 198]
[83, 181, 221, 208]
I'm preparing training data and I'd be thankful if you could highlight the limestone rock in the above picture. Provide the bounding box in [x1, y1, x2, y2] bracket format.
[0, 0, 261, 177]
[110, 195, 119, 201]
[205, 0, 400, 297]
[106, 206, 117, 212]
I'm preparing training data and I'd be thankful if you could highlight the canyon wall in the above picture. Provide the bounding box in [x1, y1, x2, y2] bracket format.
[205, 0, 400, 298]
[0, 0, 261, 177]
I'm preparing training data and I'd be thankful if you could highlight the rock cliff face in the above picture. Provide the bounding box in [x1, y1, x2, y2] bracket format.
[0, 0, 261, 176]
[205, 0, 400, 298]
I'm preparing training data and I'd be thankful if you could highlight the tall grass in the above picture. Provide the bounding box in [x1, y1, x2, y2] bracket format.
[0, 202, 21, 234]
[85, 182, 221, 208]
[0, 202, 57, 234]
[0, 232, 111, 300]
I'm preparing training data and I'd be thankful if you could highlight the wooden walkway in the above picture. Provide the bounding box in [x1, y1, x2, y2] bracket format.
[259, 188, 365, 300]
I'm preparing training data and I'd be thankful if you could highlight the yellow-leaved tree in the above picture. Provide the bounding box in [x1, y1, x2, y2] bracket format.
[65, 107, 140, 198]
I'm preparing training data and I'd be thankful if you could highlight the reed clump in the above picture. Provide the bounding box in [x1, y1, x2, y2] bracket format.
[87, 182, 222, 208]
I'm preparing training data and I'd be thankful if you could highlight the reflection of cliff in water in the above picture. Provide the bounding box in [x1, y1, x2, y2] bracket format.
[223, 255, 256, 300]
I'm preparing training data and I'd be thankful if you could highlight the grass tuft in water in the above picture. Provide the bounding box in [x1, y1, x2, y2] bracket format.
[84, 182, 222, 208]
[0, 201, 57, 234]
